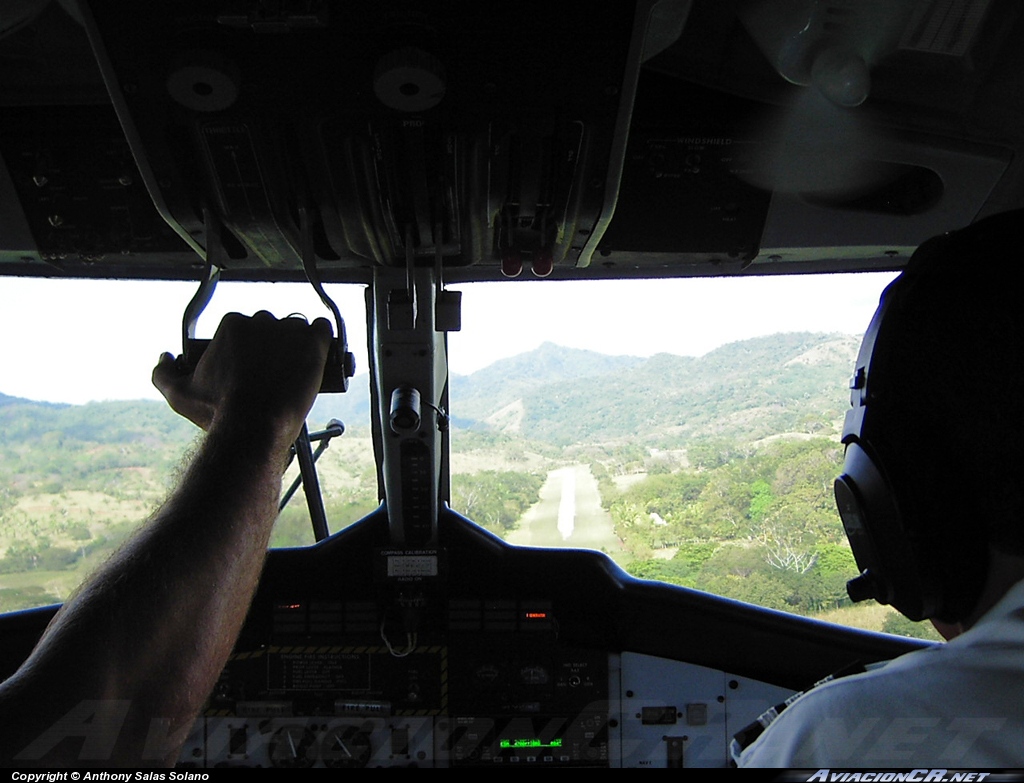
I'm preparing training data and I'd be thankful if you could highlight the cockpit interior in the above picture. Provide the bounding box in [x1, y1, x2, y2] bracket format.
[1, 0, 1022, 767]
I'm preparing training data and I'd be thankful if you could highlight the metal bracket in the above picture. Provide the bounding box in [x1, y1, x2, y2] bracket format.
[280, 419, 345, 541]
[298, 203, 357, 391]
[179, 208, 223, 367]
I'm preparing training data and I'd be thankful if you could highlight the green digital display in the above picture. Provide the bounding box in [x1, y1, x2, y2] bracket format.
[499, 738, 564, 749]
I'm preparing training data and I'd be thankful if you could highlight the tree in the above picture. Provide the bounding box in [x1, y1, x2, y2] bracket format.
[450, 470, 543, 534]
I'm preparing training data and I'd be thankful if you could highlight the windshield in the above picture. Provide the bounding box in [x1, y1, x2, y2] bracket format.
[446, 274, 937, 642]
[0, 272, 937, 640]
[0, 278, 372, 609]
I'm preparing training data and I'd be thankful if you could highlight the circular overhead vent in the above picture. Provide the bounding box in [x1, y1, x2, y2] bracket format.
[373, 47, 446, 112]
[167, 53, 241, 112]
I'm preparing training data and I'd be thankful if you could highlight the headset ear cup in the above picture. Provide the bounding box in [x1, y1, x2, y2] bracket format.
[835, 241, 995, 623]
[835, 442, 937, 621]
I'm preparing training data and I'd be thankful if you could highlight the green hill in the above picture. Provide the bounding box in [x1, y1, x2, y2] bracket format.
[452, 332, 859, 446]
[304, 333, 859, 447]
[0, 332, 858, 488]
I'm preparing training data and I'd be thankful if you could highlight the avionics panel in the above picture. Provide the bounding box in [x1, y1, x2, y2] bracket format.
[178, 650, 792, 768]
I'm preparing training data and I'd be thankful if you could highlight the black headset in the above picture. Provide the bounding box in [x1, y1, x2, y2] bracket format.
[833, 227, 996, 624]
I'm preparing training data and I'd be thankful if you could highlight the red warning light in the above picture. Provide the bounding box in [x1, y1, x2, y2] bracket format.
[524, 612, 548, 620]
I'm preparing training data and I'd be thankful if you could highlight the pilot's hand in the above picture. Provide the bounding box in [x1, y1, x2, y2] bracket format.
[152, 312, 332, 444]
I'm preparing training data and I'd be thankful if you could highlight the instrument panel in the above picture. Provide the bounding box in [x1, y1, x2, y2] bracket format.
[160, 509, 918, 769]
[178, 649, 792, 768]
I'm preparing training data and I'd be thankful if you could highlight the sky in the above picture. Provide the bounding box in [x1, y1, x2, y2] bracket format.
[0, 272, 898, 405]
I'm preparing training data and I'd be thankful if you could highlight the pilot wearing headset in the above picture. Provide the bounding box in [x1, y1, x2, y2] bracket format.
[739, 210, 1024, 767]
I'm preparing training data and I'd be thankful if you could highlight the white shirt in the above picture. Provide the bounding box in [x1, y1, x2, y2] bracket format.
[739, 579, 1024, 767]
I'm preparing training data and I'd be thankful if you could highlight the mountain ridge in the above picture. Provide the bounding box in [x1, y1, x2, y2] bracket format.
[4, 331, 860, 449]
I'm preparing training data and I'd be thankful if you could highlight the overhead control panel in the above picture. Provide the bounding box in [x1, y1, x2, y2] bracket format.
[68, 0, 655, 280]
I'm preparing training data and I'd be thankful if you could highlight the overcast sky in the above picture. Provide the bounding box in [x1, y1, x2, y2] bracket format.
[0, 272, 897, 405]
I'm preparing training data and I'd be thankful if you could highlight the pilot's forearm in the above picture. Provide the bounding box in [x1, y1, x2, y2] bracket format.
[0, 312, 330, 767]
[0, 414, 292, 766]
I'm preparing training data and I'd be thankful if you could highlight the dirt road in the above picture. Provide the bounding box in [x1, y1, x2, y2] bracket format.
[505, 464, 622, 555]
